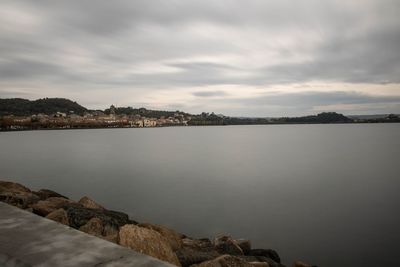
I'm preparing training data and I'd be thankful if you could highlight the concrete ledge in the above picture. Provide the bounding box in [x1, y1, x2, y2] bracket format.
[0, 202, 173, 267]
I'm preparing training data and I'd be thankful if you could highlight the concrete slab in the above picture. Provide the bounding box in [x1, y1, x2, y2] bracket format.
[0, 202, 173, 267]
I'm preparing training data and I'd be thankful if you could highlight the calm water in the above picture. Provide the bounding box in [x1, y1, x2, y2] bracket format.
[1, 124, 399, 267]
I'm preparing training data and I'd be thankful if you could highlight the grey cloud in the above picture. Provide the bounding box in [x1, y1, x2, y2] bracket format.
[203, 91, 400, 116]
[0, 59, 63, 79]
[226, 91, 400, 107]
[0, 57, 99, 85]
[2, 0, 400, 86]
[260, 27, 400, 85]
[193, 91, 227, 97]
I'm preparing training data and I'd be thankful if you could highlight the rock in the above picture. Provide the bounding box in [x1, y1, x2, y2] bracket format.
[25, 207, 34, 212]
[183, 238, 214, 250]
[238, 256, 266, 262]
[102, 233, 118, 243]
[237, 239, 251, 255]
[78, 217, 119, 243]
[31, 197, 74, 216]
[45, 208, 69, 226]
[192, 254, 253, 267]
[214, 235, 243, 256]
[119, 224, 181, 266]
[139, 222, 183, 251]
[102, 224, 119, 243]
[0, 181, 39, 209]
[178, 238, 220, 267]
[292, 261, 312, 267]
[0, 191, 40, 209]
[34, 189, 68, 200]
[239, 256, 282, 267]
[249, 249, 281, 264]
[63, 203, 134, 232]
[250, 263, 270, 267]
[79, 217, 103, 237]
[176, 247, 220, 267]
[0, 181, 31, 193]
[78, 196, 105, 210]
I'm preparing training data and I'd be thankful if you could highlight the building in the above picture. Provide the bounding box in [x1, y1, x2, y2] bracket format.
[143, 118, 157, 127]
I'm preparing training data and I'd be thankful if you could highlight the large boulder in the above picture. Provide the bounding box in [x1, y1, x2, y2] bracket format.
[0, 191, 39, 209]
[176, 247, 220, 267]
[249, 249, 281, 264]
[182, 238, 214, 250]
[0, 181, 39, 209]
[237, 239, 252, 255]
[178, 238, 220, 266]
[119, 224, 181, 266]
[192, 254, 253, 267]
[45, 208, 69, 226]
[78, 196, 105, 210]
[31, 197, 74, 216]
[102, 224, 119, 243]
[292, 261, 314, 267]
[239, 256, 283, 267]
[34, 189, 68, 200]
[250, 263, 270, 267]
[79, 217, 103, 237]
[139, 223, 183, 251]
[77, 216, 119, 243]
[63, 203, 134, 231]
[0, 181, 31, 193]
[214, 235, 243, 256]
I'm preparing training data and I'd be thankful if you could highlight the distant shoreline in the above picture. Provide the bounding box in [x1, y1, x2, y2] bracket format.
[2, 98, 400, 131]
[1, 121, 399, 133]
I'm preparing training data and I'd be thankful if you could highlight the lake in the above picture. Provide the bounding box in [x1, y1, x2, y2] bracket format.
[1, 124, 399, 267]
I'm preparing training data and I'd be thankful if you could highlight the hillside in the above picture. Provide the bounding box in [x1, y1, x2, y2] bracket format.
[0, 98, 88, 116]
[104, 106, 191, 119]
[278, 112, 353, 123]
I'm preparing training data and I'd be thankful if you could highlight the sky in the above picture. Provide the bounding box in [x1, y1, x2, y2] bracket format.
[0, 0, 400, 116]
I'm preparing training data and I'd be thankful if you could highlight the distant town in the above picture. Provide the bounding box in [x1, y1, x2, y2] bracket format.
[0, 98, 193, 130]
[4, 108, 190, 130]
[0, 98, 399, 131]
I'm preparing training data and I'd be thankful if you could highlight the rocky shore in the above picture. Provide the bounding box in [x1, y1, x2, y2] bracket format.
[0, 180, 316, 267]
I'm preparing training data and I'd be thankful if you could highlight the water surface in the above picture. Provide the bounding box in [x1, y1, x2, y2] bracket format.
[1, 124, 399, 267]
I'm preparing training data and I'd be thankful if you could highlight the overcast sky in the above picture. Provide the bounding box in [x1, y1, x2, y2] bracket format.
[1, 0, 400, 116]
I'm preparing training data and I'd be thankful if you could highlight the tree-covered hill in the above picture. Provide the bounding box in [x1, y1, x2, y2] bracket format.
[0, 98, 88, 116]
[104, 106, 191, 119]
[189, 112, 353, 125]
[276, 112, 353, 124]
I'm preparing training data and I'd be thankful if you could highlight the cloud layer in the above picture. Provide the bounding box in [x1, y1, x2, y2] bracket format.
[0, 0, 400, 116]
